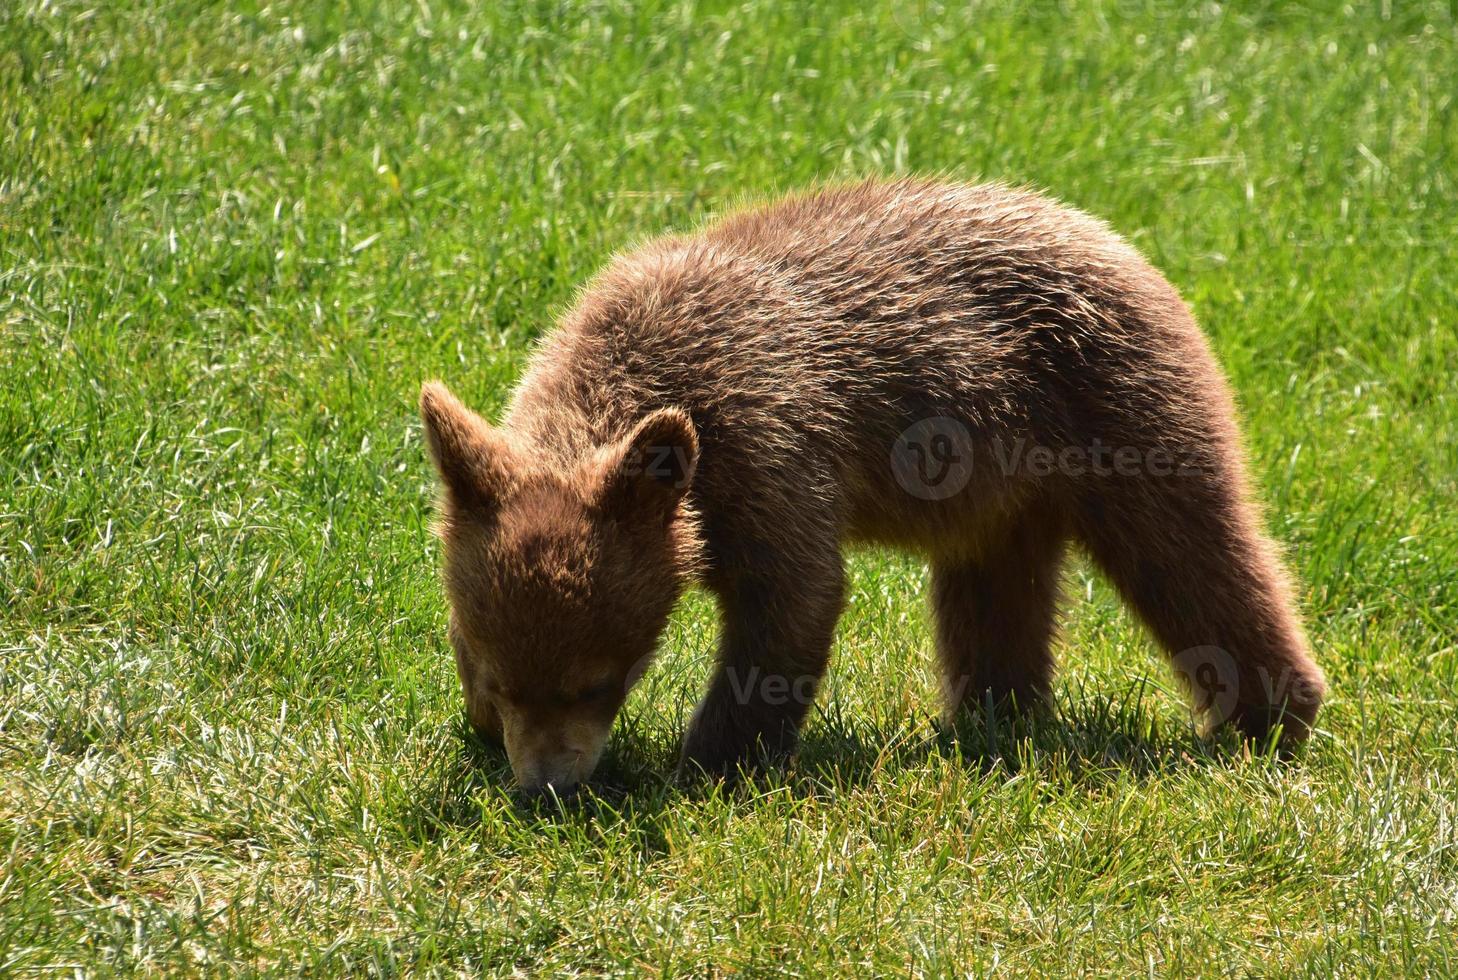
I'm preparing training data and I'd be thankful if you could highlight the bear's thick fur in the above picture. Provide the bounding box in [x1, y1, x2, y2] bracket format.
[422, 179, 1325, 795]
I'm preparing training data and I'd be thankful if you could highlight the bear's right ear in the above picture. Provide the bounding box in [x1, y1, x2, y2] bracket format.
[588, 407, 699, 523]
[419, 381, 512, 511]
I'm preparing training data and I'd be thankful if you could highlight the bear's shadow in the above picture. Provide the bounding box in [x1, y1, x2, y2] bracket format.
[406, 679, 1267, 847]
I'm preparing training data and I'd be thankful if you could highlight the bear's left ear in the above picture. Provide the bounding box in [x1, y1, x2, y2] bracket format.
[419, 380, 515, 513]
[590, 408, 698, 522]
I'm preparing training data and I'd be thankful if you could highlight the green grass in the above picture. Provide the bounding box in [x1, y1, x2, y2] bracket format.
[3, 0, 1456, 973]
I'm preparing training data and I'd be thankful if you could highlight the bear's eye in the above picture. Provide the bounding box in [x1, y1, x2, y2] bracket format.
[575, 681, 617, 704]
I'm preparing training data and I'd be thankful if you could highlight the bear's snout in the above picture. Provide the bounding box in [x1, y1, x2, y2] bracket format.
[502, 712, 613, 799]
[513, 748, 587, 800]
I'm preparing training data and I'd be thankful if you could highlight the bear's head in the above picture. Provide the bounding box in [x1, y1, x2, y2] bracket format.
[418, 381, 698, 798]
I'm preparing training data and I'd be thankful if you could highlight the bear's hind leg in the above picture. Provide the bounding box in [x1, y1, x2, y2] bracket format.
[932, 517, 1067, 721]
[1074, 457, 1325, 749]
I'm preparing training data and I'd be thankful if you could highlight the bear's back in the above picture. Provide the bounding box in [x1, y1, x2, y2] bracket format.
[510, 179, 1199, 499]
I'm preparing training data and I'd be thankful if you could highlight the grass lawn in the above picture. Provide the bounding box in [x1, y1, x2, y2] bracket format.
[3, 0, 1456, 973]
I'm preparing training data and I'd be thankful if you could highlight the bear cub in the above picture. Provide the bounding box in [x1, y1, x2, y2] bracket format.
[420, 179, 1326, 797]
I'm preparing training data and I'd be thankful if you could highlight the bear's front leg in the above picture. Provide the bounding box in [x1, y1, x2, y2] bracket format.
[680, 548, 845, 779]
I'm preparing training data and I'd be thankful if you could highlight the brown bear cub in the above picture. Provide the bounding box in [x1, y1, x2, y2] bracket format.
[421, 179, 1325, 797]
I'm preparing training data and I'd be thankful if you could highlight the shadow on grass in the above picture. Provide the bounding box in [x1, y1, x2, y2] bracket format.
[401, 677, 1276, 849]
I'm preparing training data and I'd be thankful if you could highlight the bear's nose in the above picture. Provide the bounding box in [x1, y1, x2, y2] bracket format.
[516, 778, 580, 804]
[513, 749, 585, 802]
